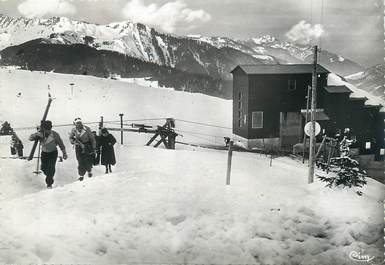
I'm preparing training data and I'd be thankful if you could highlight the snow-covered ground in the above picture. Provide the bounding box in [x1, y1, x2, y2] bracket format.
[0, 69, 383, 264]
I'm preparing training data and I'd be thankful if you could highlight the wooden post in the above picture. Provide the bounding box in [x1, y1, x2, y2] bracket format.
[326, 139, 337, 174]
[308, 45, 318, 184]
[302, 86, 311, 163]
[315, 135, 326, 158]
[226, 140, 233, 185]
[119, 113, 124, 145]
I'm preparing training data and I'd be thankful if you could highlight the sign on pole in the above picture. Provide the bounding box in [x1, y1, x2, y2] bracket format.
[304, 121, 321, 137]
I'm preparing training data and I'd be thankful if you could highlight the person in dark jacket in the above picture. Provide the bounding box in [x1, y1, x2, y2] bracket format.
[29, 120, 67, 188]
[100, 128, 116, 173]
[92, 131, 101, 166]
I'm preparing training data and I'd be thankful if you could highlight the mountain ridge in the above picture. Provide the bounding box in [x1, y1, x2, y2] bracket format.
[0, 14, 363, 76]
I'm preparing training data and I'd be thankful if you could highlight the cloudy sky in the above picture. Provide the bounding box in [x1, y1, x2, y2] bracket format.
[0, 0, 383, 67]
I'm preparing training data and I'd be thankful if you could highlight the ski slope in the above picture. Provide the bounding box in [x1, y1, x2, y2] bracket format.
[0, 69, 383, 264]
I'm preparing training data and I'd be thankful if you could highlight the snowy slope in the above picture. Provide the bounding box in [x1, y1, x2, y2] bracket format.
[345, 64, 385, 100]
[0, 69, 383, 264]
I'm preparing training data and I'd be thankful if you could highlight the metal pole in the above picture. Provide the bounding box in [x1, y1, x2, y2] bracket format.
[99, 116, 103, 128]
[302, 86, 311, 163]
[226, 140, 233, 185]
[119, 113, 124, 145]
[33, 143, 42, 174]
[308, 45, 318, 184]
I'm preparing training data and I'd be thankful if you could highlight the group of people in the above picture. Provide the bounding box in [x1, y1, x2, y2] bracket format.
[29, 118, 117, 188]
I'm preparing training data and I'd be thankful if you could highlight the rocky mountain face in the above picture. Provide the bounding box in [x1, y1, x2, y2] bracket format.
[0, 14, 365, 99]
[0, 39, 231, 98]
[345, 64, 385, 100]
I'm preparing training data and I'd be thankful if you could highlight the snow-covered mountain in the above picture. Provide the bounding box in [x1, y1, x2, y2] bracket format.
[345, 64, 385, 100]
[0, 14, 363, 78]
[189, 34, 363, 76]
[0, 14, 269, 78]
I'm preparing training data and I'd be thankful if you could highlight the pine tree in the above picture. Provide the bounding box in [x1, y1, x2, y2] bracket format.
[317, 130, 367, 195]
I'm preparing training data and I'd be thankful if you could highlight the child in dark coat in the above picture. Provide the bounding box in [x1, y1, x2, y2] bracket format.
[100, 128, 116, 173]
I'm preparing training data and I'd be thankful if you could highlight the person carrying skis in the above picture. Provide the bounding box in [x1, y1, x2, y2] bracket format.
[69, 117, 96, 181]
[29, 120, 68, 188]
[99, 128, 116, 173]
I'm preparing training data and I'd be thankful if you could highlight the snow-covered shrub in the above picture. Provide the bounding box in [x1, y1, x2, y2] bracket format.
[317, 132, 367, 194]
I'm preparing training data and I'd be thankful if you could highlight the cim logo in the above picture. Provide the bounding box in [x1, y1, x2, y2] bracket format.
[349, 249, 376, 263]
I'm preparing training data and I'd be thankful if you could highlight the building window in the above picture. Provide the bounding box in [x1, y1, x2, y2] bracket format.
[238, 91, 243, 128]
[288, 80, 296, 91]
[238, 111, 242, 128]
[365, 142, 371, 149]
[380, 148, 385, 155]
[244, 114, 247, 125]
[252, 111, 263, 129]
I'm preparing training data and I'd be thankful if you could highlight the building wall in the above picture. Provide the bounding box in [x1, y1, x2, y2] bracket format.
[358, 155, 384, 183]
[322, 91, 384, 160]
[246, 73, 327, 139]
[279, 112, 303, 151]
[232, 69, 249, 139]
[374, 112, 385, 161]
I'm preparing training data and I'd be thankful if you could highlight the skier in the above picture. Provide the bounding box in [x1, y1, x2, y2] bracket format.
[69, 118, 96, 181]
[29, 120, 68, 188]
[100, 128, 116, 173]
[10, 132, 24, 158]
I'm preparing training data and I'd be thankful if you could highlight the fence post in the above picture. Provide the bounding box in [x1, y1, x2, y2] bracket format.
[119, 113, 124, 145]
[226, 140, 233, 185]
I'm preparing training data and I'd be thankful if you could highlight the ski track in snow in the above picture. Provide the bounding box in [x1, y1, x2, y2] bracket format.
[0, 69, 383, 264]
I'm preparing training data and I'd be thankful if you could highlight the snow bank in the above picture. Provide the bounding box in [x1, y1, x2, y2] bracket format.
[0, 145, 383, 264]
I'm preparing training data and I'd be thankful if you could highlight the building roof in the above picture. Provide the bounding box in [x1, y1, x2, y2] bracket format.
[324, 85, 353, 94]
[300, 109, 330, 121]
[231, 64, 330, 75]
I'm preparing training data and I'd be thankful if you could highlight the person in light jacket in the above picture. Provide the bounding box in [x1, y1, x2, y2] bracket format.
[29, 120, 67, 188]
[69, 117, 96, 181]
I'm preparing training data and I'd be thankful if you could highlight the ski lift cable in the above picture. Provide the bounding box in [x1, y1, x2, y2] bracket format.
[174, 119, 232, 130]
[10, 118, 232, 132]
[174, 129, 228, 138]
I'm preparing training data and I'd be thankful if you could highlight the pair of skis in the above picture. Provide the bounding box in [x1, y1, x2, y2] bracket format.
[27, 93, 53, 174]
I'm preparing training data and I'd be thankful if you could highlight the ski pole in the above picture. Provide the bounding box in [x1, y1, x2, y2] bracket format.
[33, 143, 42, 175]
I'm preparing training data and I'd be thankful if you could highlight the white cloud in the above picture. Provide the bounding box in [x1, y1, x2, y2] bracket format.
[18, 0, 77, 18]
[286, 20, 324, 45]
[122, 0, 211, 33]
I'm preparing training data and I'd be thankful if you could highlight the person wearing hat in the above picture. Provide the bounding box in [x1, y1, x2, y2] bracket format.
[69, 117, 96, 181]
[99, 128, 116, 173]
[29, 120, 67, 188]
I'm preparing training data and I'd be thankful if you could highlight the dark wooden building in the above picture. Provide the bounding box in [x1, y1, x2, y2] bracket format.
[231, 64, 329, 149]
[231, 64, 384, 180]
